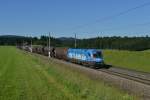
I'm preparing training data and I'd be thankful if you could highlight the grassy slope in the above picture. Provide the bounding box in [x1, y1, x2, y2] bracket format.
[0, 46, 137, 100]
[103, 50, 150, 73]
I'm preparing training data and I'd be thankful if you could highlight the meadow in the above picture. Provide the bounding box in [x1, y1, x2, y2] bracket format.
[0, 46, 137, 100]
[103, 50, 150, 73]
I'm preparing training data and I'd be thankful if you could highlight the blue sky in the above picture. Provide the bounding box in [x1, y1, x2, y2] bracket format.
[0, 0, 150, 38]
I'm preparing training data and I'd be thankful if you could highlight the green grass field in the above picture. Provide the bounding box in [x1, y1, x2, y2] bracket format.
[0, 46, 137, 100]
[103, 50, 150, 73]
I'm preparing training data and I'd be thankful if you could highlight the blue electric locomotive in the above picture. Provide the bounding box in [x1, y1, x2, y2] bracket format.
[67, 48, 104, 67]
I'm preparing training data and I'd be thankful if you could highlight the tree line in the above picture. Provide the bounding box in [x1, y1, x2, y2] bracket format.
[0, 35, 150, 51]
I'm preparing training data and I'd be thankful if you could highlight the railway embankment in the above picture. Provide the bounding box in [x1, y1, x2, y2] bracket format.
[32, 52, 150, 100]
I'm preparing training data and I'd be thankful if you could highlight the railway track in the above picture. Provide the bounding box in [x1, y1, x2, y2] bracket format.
[27, 49, 150, 86]
[98, 68, 150, 85]
[19, 46, 150, 86]
[30, 49, 150, 86]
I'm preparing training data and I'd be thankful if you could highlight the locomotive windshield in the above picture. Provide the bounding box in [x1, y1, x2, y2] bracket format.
[93, 51, 102, 58]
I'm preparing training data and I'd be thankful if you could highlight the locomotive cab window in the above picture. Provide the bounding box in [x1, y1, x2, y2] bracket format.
[93, 52, 102, 58]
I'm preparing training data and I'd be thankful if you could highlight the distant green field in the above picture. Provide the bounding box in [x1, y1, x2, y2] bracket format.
[0, 46, 137, 100]
[103, 50, 150, 73]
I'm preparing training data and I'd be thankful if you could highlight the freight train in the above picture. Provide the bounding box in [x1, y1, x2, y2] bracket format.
[19, 45, 104, 68]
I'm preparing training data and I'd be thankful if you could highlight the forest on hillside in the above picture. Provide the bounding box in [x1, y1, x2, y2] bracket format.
[0, 35, 150, 51]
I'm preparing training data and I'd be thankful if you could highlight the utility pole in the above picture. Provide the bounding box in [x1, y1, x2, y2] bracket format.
[22, 40, 24, 48]
[48, 32, 51, 58]
[30, 36, 32, 53]
[75, 33, 77, 48]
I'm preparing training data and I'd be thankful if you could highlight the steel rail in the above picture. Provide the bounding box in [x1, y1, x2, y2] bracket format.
[98, 69, 150, 85]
